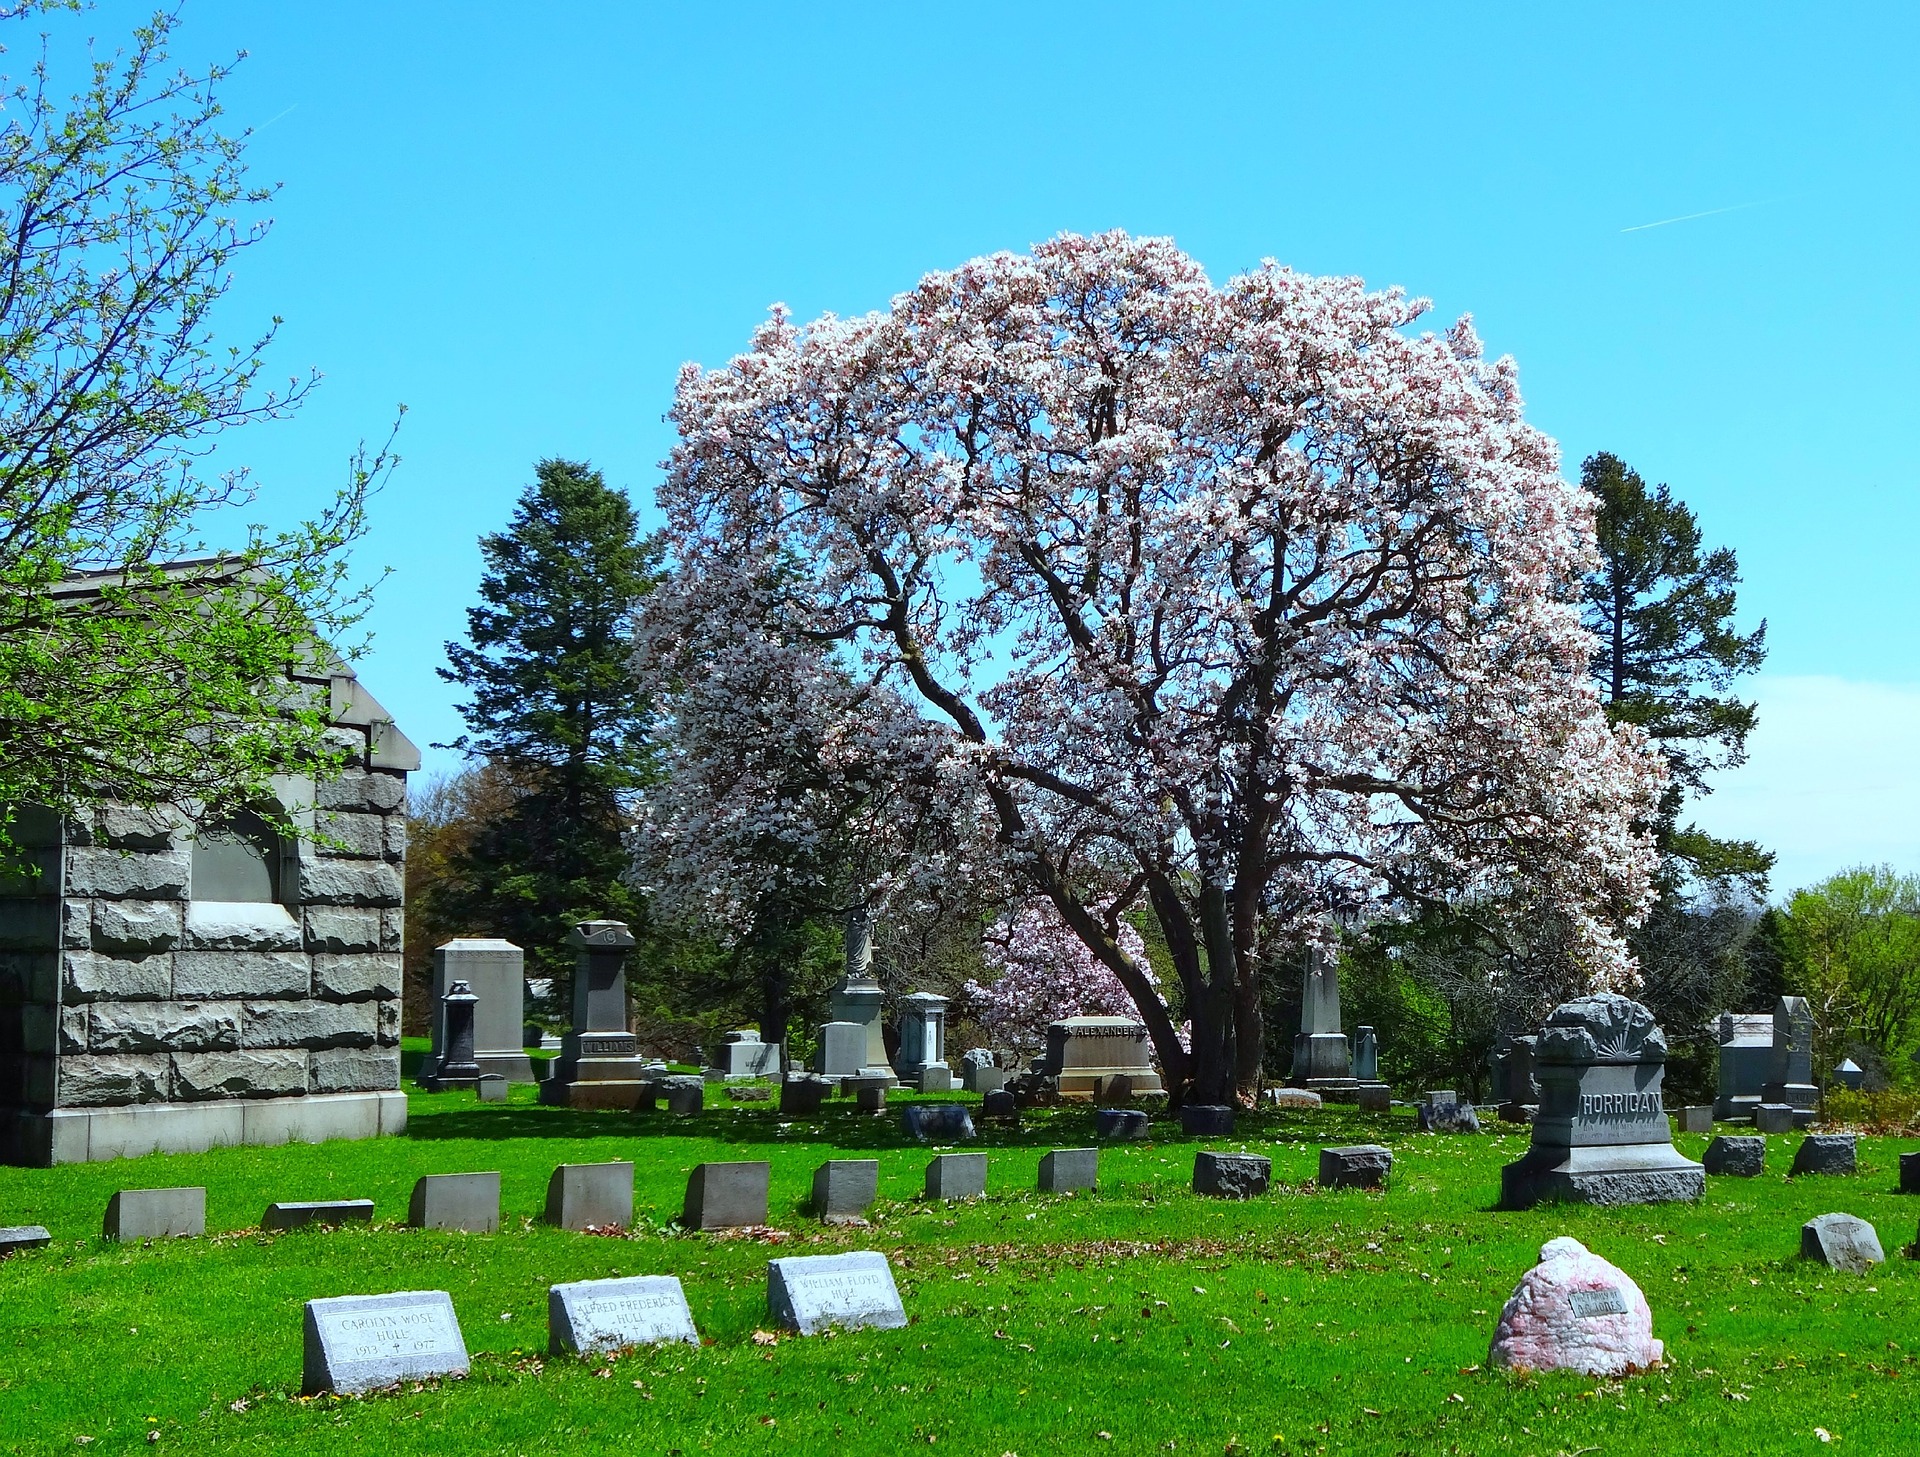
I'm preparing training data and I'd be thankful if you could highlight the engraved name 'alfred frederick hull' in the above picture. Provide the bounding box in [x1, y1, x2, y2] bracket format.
[549, 1275, 700, 1355]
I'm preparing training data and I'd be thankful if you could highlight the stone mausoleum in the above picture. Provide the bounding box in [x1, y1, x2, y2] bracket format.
[0, 653, 419, 1166]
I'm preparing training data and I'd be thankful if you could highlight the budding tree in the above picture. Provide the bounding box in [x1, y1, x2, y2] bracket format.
[657, 231, 1663, 1103]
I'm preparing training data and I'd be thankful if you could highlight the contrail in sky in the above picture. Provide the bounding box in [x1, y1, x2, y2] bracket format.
[254, 104, 298, 134]
[1620, 200, 1767, 233]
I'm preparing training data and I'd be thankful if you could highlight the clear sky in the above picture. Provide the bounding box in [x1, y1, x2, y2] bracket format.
[50, 1, 1919, 898]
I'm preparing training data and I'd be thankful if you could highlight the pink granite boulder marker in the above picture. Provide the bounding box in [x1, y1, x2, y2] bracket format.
[1488, 1237, 1662, 1376]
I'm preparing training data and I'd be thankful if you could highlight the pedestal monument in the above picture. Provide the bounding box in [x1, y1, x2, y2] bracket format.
[1499, 993, 1704, 1209]
[425, 938, 534, 1084]
[538, 920, 652, 1110]
[812, 909, 896, 1086]
[1290, 947, 1357, 1099]
[1761, 995, 1818, 1126]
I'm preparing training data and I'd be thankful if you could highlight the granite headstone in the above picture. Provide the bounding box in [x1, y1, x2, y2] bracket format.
[302, 1290, 469, 1395]
[549, 1275, 699, 1354]
[767, 1251, 907, 1335]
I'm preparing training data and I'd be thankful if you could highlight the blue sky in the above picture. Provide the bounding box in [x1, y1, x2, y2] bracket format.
[45, 2, 1918, 897]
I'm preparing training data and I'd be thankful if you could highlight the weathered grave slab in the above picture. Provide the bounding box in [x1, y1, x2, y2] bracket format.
[767, 1250, 907, 1335]
[1754, 1103, 1795, 1134]
[812, 1159, 878, 1224]
[1419, 1099, 1483, 1133]
[1319, 1144, 1393, 1189]
[780, 1075, 829, 1116]
[407, 1173, 500, 1234]
[1704, 1135, 1765, 1177]
[265, 1199, 374, 1231]
[1265, 1087, 1323, 1111]
[302, 1290, 469, 1394]
[1194, 1151, 1270, 1198]
[662, 1075, 704, 1116]
[545, 1161, 633, 1231]
[981, 1089, 1017, 1120]
[1096, 1108, 1148, 1140]
[903, 1103, 975, 1142]
[0, 1226, 51, 1255]
[104, 1186, 204, 1240]
[475, 1074, 509, 1104]
[1356, 1084, 1392, 1113]
[1678, 1106, 1713, 1134]
[1039, 1147, 1098, 1194]
[1181, 1105, 1234, 1136]
[549, 1275, 699, 1354]
[925, 1152, 987, 1201]
[682, 1161, 771, 1230]
[1488, 1237, 1662, 1376]
[1791, 1134, 1857, 1177]
[1801, 1212, 1883, 1273]
[1901, 1150, 1920, 1194]
[726, 1083, 773, 1102]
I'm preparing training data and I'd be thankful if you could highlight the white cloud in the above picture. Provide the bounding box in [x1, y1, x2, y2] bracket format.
[1693, 675, 1920, 898]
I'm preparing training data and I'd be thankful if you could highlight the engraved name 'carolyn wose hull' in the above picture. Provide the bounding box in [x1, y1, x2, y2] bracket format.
[1578, 1092, 1664, 1119]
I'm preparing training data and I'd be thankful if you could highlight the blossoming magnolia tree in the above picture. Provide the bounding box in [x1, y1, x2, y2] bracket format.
[656, 231, 1664, 1103]
[964, 898, 1162, 1054]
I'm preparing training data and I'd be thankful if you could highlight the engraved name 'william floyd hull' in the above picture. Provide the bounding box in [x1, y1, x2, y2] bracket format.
[768, 1251, 908, 1336]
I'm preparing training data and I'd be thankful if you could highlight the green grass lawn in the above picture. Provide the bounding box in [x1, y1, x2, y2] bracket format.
[0, 1085, 1914, 1456]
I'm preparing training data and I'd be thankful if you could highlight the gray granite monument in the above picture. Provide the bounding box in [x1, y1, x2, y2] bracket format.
[1499, 993, 1704, 1209]
[1290, 947, 1356, 1097]
[707, 1028, 781, 1080]
[549, 1275, 699, 1354]
[538, 921, 650, 1110]
[811, 909, 894, 1086]
[423, 981, 482, 1092]
[893, 992, 951, 1086]
[1763, 996, 1818, 1125]
[302, 1290, 468, 1394]
[1714, 1010, 1775, 1121]
[426, 938, 533, 1084]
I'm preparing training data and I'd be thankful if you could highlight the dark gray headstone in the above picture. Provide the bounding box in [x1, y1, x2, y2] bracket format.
[1194, 1151, 1270, 1198]
[682, 1161, 771, 1230]
[549, 1275, 699, 1354]
[1181, 1105, 1234, 1136]
[1704, 1135, 1765, 1177]
[1419, 1100, 1482, 1133]
[981, 1088, 1017, 1120]
[0, 1226, 51, 1256]
[811, 1159, 879, 1224]
[1754, 1103, 1795, 1134]
[903, 1103, 976, 1142]
[1900, 1150, 1920, 1194]
[1791, 1134, 1857, 1177]
[1357, 1084, 1392, 1113]
[1096, 1108, 1149, 1140]
[302, 1290, 470, 1395]
[407, 1173, 500, 1234]
[780, 1074, 829, 1116]
[663, 1075, 704, 1116]
[925, 1152, 987, 1201]
[1039, 1147, 1098, 1194]
[1318, 1144, 1393, 1189]
[856, 1083, 888, 1113]
[768, 1250, 907, 1336]
[1678, 1106, 1713, 1134]
[545, 1161, 634, 1231]
[1800, 1212, 1884, 1273]
[104, 1187, 204, 1241]
[264, 1199, 374, 1231]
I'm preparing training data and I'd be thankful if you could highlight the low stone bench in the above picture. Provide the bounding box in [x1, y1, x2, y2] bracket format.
[1318, 1144, 1393, 1189]
[1194, 1151, 1270, 1199]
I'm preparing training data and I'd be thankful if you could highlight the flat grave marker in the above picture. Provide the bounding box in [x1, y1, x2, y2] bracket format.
[303, 1290, 469, 1395]
[0, 1226, 51, 1256]
[264, 1199, 374, 1231]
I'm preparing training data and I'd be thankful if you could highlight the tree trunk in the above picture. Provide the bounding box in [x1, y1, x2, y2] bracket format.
[1232, 956, 1264, 1103]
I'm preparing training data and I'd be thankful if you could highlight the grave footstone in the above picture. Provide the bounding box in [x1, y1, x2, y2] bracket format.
[103, 1186, 205, 1241]
[1357, 1084, 1392, 1113]
[0, 1226, 51, 1255]
[1194, 1151, 1270, 1199]
[1319, 1144, 1393, 1189]
[1801, 1212, 1883, 1273]
[1499, 994, 1704, 1209]
[682, 1162, 771, 1230]
[663, 1075, 704, 1116]
[1096, 1108, 1149, 1140]
[925, 1152, 988, 1201]
[981, 1089, 1017, 1120]
[549, 1275, 699, 1355]
[545, 1161, 634, 1231]
[767, 1250, 907, 1335]
[476, 1074, 509, 1104]
[1678, 1106, 1713, 1134]
[811, 1159, 879, 1224]
[856, 1083, 888, 1113]
[1900, 1150, 1920, 1195]
[1039, 1148, 1098, 1194]
[780, 1074, 829, 1116]
[1181, 1105, 1234, 1136]
[1487, 1237, 1662, 1376]
[903, 1103, 975, 1142]
[407, 1173, 500, 1234]
[1703, 1135, 1765, 1177]
[265, 1199, 374, 1231]
[302, 1290, 469, 1395]
[1790, 1134, 1857, 1177]
[1754, 1103, 1795, 1134]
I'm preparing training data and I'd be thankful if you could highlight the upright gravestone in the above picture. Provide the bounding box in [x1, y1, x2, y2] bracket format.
[811, 1159, 879, 1224]
[767, 1250, 907, 1335]
[1801, 1213, 1884, 1273]
[103, 1186, 205, 1240]
[962, 1048, 1007, 1095]
[545, 1161, 634, 1231]
[1499, 1036, 1540, 1122]
[1499, 994, 1704, 1209]
[423, 981, 482, 1092]
[1713, 1011, 1774, 1122]
[1487, 1237, 1662, 1376]
[682, 1162, 771, 1230]
[407, 1172, 500, 1234]
[1289, 946, 1356, 1098]
[1763, 996, 1819, 1126]
[894, 993, 952, 1087]
[538, 921, 651, 1110]
[1039, 1148, 1098, 1193]
[549, 1276, 699, 1354]
[925, 1152, 988, 1201]
[427, 938, 533, 1084]
[706, 1029, 781, 1081]
[302, 1291, 469, 1394]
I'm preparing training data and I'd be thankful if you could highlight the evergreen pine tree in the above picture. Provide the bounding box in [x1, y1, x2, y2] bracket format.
[433, 459, 660, 978]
